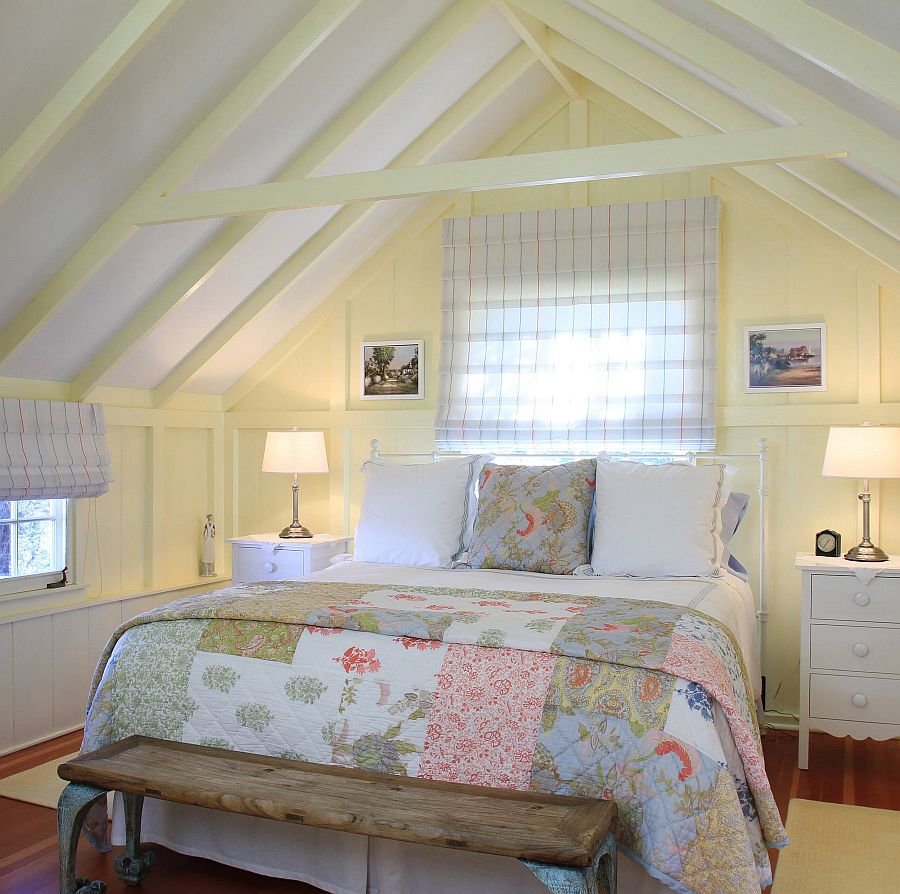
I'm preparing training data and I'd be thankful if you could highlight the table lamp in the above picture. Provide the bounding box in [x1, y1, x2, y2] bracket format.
[262, 429, 329, 539]
[822, 423, 900, 561]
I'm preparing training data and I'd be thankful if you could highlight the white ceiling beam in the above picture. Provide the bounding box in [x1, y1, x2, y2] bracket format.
[490, 0, 580, 99]
[222, 199, 450, 411]
[707, 0, 900, 111]
[68, 0, 486, 402]
[549, 35, 900, 275]
[0, 0, 361, 370]
[222, 91, 568, 411]
[574, 0, 900, 181]
[151, 44, 540, 407]
[138, 125, 843, 224]
[549, 32, 900, 241]
[0, 0, 184, 206]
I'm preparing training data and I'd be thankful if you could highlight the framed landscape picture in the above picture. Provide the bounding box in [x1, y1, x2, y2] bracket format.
[744, 323, 826, 392]
[361, 339, 424, 400]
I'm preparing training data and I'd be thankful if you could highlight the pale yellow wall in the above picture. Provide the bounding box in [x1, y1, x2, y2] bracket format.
[226, 99, 900, 722]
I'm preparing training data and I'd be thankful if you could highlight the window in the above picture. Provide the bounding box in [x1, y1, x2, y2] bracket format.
[0, 499, 67, 588]
[435, 198, 720, 455]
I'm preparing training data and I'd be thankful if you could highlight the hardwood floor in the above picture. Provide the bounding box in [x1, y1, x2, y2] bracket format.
[1, 728, 898, 893]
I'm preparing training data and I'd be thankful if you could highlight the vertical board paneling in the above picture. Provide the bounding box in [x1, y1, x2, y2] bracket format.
[12, 617, 54, 744]
[52, 609, 94, 729]
[0, 624, 13, 751]
[119, 426, 151, 592]
[164, 427, 210, 584]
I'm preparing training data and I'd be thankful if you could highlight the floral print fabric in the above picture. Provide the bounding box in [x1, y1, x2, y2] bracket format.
[82, 579, 787, 894]
[467, 459, 596, 574]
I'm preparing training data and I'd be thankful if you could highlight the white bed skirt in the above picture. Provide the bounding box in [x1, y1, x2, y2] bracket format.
[113, 797, 667, 894]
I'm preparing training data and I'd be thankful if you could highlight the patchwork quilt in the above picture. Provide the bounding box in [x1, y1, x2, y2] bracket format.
[82, 580, 787, 894]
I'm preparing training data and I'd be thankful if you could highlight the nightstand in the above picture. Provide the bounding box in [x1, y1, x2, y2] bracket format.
[796, 553, 900, 769]
[228, 533, 352, 584]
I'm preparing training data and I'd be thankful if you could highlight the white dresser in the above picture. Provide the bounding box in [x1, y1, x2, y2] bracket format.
[796, 553, 900, 769]
[228, 533, 352, 584]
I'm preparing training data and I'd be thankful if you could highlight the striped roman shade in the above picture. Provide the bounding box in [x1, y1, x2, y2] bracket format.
[0, 399, 112, 499]
[435, 197, 720, 454]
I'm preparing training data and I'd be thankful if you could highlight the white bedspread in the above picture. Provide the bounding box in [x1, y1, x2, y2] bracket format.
[114, 561, 761, 894]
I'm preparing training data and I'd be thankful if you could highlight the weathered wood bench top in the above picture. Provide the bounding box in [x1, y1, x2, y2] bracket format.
[59, 735, 615, 868]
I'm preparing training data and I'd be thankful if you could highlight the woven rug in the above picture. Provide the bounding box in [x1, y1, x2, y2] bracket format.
[0, 752, 78, 808]
[772, 799, 900, 892]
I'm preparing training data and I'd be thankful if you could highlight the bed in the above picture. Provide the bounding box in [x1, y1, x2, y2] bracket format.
[82, 448, 786, 894]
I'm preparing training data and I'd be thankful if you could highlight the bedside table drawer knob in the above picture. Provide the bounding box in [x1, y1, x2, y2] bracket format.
[851, 693, 868, 709]
[852, 591, 870, 607]
[263, 561, 277, 573]
[851, 642, 869, 658]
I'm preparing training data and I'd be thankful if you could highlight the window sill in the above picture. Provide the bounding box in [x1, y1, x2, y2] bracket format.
[0, 575, 231, 624]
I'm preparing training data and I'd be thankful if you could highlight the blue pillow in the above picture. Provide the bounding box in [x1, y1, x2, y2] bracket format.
[721, 491, 750, 580]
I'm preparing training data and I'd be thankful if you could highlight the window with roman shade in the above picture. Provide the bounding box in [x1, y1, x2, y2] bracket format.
[435, 197, 720, 454]
[0, 399, 112, 499]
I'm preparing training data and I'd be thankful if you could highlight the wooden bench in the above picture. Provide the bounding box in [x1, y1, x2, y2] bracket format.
[57, 736, 617, 894]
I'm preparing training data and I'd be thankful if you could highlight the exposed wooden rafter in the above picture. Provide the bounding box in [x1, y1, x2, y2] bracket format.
[68, 0, 486, 402]
[151, 43, 540, 407]
[490, 1, 580, 99]
[707, 0, 900, 111]
[575, 0, 900, 180]
[547, 31, 900, 240]
[137, 125, 843, 224]
[0, 0, 362, 369]
[548, 35, 900, 276]
[0, 0, 184, 206]
[221, 91, 568, 411]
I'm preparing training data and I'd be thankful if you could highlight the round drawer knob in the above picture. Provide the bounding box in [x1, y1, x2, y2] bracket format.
[853, 592, 870, 607]
[852, 642, 869, 658]
[263, 561, 277, 573]
[851, 693, 868, 709]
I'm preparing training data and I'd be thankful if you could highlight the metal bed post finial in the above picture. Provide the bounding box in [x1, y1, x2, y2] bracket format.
[370, 439, 381, 459]
[756, 438, 769, 688]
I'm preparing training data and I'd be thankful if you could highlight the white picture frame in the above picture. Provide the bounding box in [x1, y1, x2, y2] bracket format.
[744, 323, 827, 393]
[360, 339, 425, 400]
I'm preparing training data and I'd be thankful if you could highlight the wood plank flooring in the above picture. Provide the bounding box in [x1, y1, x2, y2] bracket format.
[1, 728, 898, 893]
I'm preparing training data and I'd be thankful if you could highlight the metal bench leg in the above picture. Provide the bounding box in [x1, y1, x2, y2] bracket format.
[114, 793, 155, 885]
[521, 831, 618, 894]
[57, 783, 108, 894]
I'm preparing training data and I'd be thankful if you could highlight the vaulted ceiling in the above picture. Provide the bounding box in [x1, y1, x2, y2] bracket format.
[1, 0, 897, 408]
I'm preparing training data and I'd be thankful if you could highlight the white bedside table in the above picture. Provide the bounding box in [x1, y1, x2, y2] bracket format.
[796, 553, 900, 769]
[228, 533, 352, 584]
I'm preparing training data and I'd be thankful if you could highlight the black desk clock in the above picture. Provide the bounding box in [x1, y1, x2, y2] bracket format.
[815, 529, 842, 557]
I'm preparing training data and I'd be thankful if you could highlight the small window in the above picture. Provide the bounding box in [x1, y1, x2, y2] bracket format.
[0, 499, 67, 592]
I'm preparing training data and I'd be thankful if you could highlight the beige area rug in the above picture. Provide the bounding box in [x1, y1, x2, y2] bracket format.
[0, 752, 78, 808]
[772, 799, 900, 892]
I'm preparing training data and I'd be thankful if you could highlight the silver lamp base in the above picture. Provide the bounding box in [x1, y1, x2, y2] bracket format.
[844, 541, 889, 562]
[279, 479, 313, 538]
[279, 521, 312, 539]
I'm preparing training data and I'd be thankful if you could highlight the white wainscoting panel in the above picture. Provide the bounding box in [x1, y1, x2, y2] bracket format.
[0, 623, 13, 752]
[1, 578, 230, 755]
[52, 610, 95, 732]
[11, 616, 55, 745]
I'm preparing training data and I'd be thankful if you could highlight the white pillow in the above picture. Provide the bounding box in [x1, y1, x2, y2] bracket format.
[590, 460, 732, 577]
[354, 456, 489, 568]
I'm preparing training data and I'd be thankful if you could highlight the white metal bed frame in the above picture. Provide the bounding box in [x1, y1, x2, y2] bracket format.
[369, 437, 770, 687]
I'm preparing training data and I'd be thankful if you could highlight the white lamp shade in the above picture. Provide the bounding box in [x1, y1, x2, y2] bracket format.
[822, 425, 900, 479]
[262, 430, 329, 474]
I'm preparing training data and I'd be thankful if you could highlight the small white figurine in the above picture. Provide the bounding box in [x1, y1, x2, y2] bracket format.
[201, 513, 216, 577]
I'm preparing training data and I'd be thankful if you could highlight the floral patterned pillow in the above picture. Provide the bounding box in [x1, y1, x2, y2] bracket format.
[467, 459, 596, 574]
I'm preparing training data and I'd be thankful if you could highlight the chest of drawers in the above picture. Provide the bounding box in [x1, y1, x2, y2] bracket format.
[796, 553, 900, 769]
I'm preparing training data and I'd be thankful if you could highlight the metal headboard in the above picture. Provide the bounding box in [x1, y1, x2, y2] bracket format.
[368, 437, 770, 674]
